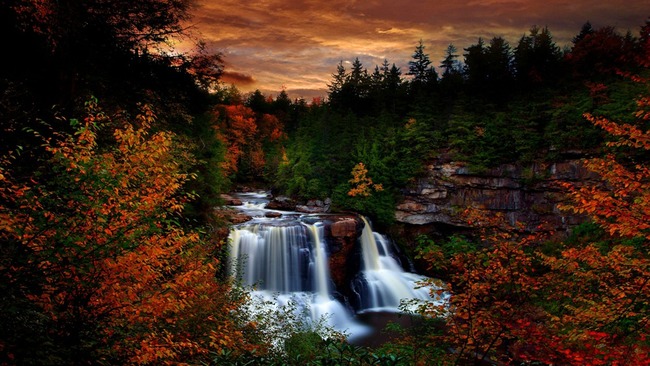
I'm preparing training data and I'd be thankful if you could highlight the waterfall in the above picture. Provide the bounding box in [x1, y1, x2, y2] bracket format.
[227, 193, 445, 341]
[354, 217, 433, 312]
[306, 223, 330, 299]
[229, 223, 312, 292]
[228, 217, 370, 338]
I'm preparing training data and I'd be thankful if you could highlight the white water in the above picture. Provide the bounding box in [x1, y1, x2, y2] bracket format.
[307, 224, 331, 298]
[355, 217, 436, 312]
[228, 215, 371, 339]
[227, 194, 445, 340]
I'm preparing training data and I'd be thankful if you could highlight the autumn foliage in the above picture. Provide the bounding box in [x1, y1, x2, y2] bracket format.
[213, 104, 286, 182]
[347, 162, 384, 197]
[0, 100, 259, 364]
[416, 50, 650, 365]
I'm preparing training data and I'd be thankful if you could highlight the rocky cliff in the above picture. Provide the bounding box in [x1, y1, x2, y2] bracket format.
[395, 154, 597, 232]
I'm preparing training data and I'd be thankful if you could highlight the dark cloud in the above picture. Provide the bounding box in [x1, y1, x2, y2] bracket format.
[221, 71, 256, 85]
[188, 0, 649, 100]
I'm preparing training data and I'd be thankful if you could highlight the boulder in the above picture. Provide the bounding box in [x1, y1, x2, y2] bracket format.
[266, 195, 297, 211]
[331, 218, 359, 238]
[230, 212, 252, 224]
[220, 194, 242, 206]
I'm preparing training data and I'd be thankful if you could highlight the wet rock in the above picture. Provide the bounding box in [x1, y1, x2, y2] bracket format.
[266, 195, 297, 211]
[265, 211, 282, 218]
[296, 205, 325, 213]
[220, 194, 242, 206]
[230, 212, 252, 224]
[331, 218, 359, 238]
[296, 198, 332, 213]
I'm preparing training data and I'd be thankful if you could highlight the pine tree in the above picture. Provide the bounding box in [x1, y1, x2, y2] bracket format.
[440, 44, 460, 77]
[408, 40, 438, 85]
[464, 38, 488, 89]
[514, 26, 562, 85]
[573, 21, 594, 44]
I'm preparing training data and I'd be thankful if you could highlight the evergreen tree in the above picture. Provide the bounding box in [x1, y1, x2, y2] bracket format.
[327, 60, 348, 107]
[246, 89, 271, 115]
[440, 44, 461, 77]
[464, 38, 488, 91]
[273, 89, 292, 115]
[371, 64, 384, 86]
[573, 21, 595, 44]
[349, 57, 370, 96]
[408, 40, 438, 86]
[485, 36, 514, 91]
[380, 59, 391, 75]
[440, 43, 464, 95]
[514, 26, 562, 86]
[346, 58, 372, 113]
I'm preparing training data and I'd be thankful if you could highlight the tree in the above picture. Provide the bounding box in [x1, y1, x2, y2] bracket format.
[568, 26, 637, 78]
[12, 0, 194, 52]
[408, 40, 438, 88]
[0, 100, 257, 364]
[485, 37, 514, 92]
[417, 48, 650, 364]
[514, 26, 562, 85]
[349, 57, 371, 99]
[573, 21, 595, 44]
[537, 68, 650, 364]
[328, 61, 347, 93]
[246, 90, 272, 115]
[440, 44, 461, 78]
[347, 162, 383, 198]
[213, 104, 260, 180]
[327, 60, 348, 108]
[439, 44, 464, 96]
[463, 38, 488, 91]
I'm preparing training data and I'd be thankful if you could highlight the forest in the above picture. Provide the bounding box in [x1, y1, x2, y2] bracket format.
[1, 0, 649, 364]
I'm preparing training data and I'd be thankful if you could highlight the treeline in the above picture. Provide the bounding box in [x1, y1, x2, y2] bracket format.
[230, 22, 649, 225]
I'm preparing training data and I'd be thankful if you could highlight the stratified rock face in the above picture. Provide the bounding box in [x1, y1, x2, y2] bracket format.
[395, 155, 596, 231]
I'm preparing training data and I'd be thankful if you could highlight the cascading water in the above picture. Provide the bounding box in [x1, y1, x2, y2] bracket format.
[227, 192, 445, 341]
[229, 222, 313, 292]
[229, 214, 369, 338]
[353, 217, 433, 312]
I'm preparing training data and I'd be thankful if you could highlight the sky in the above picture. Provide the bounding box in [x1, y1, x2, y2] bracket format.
[187, 0, 649, 100]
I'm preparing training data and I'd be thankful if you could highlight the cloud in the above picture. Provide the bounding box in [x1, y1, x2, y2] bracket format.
[188, 0, 649, 100]
[220, 71, 256, 86]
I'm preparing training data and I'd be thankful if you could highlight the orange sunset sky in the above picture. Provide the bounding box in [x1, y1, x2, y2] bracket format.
[187, 0, 649, 100]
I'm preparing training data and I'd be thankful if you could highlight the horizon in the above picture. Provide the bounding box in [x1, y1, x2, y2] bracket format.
[188, 0, 649, 100]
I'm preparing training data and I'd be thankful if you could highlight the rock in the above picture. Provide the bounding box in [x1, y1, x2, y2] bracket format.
[324, 198, 332, 212]
[325, 216, 361, 296]
[266, 195, 296, 211]
[395, 154, 594, 231]
[295, 198, 333, 213]
[265, 211, 282, 218]
[220, 194, 243, 206]
[331, 218, 358, 238]
[230, 212, 252, 224]
[296, 205, 326, 213]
